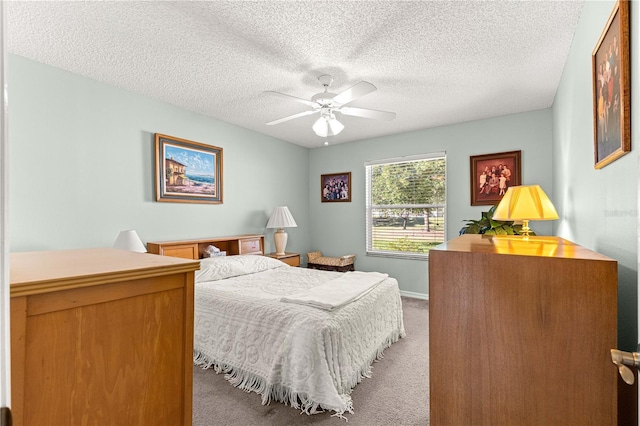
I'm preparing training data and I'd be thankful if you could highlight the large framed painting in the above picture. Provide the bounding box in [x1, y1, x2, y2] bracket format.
[155, 134, 223, 204]
[321, 172, 351, 202]
[470, 150, 521, 206]
[592, 0, 630, 169]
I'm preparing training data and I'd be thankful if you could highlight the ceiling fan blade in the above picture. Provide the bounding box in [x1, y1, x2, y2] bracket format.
[333, 81, 377, 105]
[339, 106, 396, 121]
[264, 91, 318, 108]
[266, 109, 319, 126]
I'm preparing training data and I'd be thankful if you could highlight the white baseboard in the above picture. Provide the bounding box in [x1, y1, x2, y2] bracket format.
[400, 290, 429, 300]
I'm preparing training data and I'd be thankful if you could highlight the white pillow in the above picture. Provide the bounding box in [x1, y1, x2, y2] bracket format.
[196, 255, 289, 283]
[196, 257, 246, 282]
[232, 254, 290, 274]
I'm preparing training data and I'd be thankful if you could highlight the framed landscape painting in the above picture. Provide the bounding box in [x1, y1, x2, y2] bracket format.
[592, 0, 630, 169]
[155, 134, 223, 204]
[321, 172, 351, 202]
[470, 150, 521, 206]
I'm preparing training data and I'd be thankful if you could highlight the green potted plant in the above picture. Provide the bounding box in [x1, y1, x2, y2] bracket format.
[459, 205, 532, 236]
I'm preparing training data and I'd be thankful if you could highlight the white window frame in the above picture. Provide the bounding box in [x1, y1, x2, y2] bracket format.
[365, 152, 446, 260]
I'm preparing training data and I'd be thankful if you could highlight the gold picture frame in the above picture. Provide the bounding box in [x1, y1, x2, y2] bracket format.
[155, 134, 223, 204]
[592, 0, 631, 169]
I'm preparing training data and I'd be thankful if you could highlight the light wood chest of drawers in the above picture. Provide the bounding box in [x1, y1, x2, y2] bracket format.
[10, 248, 199, 426]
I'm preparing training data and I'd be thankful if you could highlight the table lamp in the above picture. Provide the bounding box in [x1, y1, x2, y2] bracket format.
[266, 206, 297, 255]
[113, 229, 147, 253]
[492, 185, 558, 237]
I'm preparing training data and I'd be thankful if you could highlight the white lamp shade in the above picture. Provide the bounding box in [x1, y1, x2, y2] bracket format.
[266, 206, 297, 229]
[113, 230, 147, 253]
[328, 116, 344, 135]
[313, 116, 330, 137]
[492, 185, 559, 221]
[312, 115, 344, 137]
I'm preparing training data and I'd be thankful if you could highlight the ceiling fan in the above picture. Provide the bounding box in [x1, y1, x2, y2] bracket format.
[265, 75, 396, 138]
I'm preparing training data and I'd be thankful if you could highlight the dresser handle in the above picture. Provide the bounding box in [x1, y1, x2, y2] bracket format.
[611, 349, 639, 385]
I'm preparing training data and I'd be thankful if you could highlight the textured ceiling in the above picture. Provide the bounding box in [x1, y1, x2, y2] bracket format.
[7, 1, 584, 148]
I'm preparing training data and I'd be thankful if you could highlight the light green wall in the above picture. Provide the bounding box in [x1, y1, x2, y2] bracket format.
[553, 0, 638, 351]
[9, 55, 310, 254]
[10, 51, 555, 299]
[308, 109, 554, 296]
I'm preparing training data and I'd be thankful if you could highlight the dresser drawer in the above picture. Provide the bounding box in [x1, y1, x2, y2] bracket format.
[265, 252, 300, 267]
[279, 255, 300, 267]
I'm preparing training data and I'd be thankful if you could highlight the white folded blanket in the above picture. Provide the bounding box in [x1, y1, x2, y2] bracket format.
[281, 271, 389, 311]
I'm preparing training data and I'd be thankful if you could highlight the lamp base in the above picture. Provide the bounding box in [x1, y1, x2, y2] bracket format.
[274, 228, 288, 256]
[520, 219, 531, 239]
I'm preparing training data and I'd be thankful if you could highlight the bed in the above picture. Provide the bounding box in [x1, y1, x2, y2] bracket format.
[148, 235, 405, 417]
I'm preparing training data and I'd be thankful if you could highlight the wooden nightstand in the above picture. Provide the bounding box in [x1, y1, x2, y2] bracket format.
[266, 252, 300, 267]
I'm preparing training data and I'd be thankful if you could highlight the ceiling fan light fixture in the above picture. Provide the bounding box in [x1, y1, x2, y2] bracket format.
[327, 115, 344, 135]
[312, 116, 329, 137]
[313, 114, 344, 137]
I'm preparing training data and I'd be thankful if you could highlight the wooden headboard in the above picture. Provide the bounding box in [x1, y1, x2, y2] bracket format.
[147, 234, 265, 260]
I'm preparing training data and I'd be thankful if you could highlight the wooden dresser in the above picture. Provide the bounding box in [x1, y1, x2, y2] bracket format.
[429, 234, 618, 425]
[10, 248, 200, 426]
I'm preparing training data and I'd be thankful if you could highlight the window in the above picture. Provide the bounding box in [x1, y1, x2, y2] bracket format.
[365, 153, 446, 259]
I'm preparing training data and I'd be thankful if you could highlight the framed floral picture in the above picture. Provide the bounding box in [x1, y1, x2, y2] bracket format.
[592, 0, 630, 169]
[155, 134, 223, 204]
[470, 150, 521, 206]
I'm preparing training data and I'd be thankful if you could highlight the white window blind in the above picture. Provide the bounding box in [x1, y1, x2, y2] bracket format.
[365, 153, 446, 259]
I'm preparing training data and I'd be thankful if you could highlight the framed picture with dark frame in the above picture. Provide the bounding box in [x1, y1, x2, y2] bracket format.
[470, 150, 521, 206]
[155, 133, 223, 204]
[592, 0, 631, 169]
[321, 172, 351, 202]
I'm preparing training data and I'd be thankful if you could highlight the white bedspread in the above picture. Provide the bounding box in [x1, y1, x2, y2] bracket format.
[193, 262, 405, 417]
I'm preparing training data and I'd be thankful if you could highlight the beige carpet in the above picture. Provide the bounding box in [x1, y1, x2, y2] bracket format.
[192, 296, 429, 425]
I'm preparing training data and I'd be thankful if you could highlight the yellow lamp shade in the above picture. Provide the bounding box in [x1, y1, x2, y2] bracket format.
[493, 185, 558, 221]
[492, 185, 558, 237]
